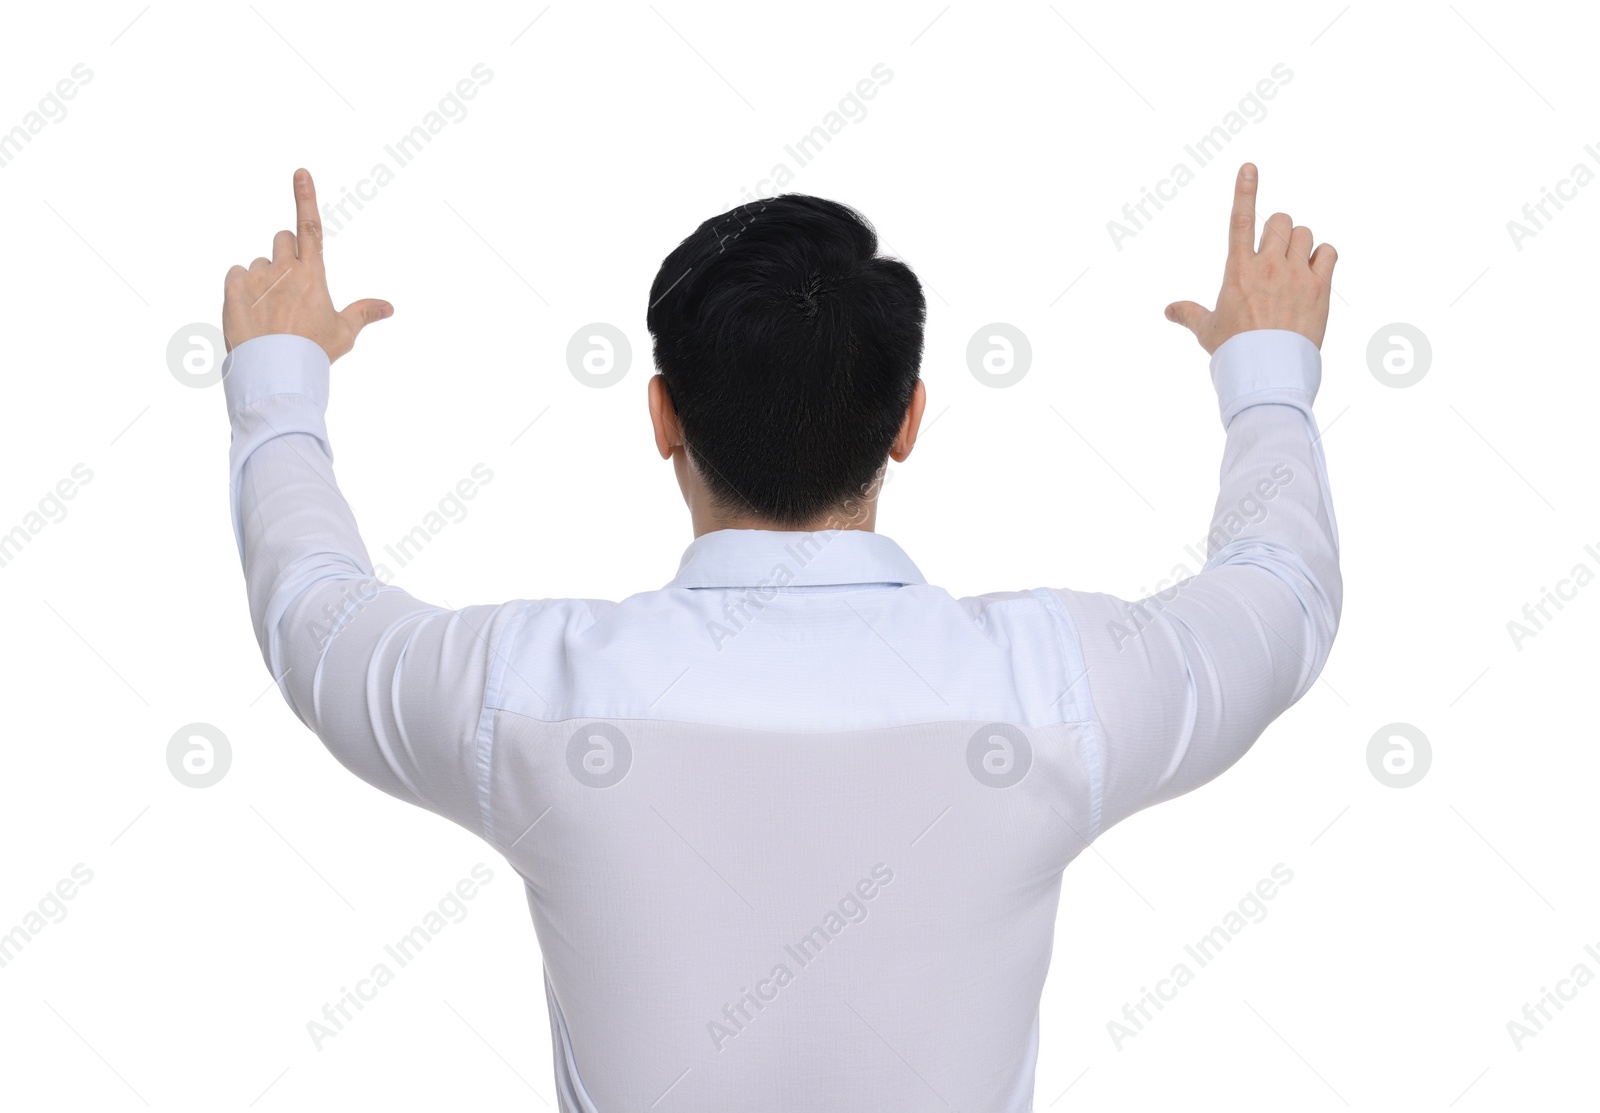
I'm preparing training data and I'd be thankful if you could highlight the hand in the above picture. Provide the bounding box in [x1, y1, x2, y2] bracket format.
[1165, 163, 1336, 354]
[222, 168, 392, 362]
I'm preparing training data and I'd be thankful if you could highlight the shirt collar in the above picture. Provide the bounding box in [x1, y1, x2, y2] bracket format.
[667, 528, 926, 589]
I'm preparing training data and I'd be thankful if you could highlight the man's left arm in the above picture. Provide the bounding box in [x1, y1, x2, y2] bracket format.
[221, 169, 513, 840]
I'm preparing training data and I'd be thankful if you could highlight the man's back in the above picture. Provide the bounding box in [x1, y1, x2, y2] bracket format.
[491, 530, 1102, 1110]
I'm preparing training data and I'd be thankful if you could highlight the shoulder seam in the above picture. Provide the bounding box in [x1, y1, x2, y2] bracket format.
[1033, 589, 1105, 842]
[474, 599, 536, 850]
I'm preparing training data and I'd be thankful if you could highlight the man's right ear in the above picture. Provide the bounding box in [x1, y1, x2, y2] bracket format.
[648, 375, 682, 460]
[888, 379, 927, 463]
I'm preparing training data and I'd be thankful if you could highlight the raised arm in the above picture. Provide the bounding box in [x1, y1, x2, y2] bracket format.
[1053, 164, 1342, 839]
[220, 170, 509, 839]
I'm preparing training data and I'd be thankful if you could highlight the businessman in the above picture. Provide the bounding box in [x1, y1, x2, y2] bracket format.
[222, 162, 1339, 1111]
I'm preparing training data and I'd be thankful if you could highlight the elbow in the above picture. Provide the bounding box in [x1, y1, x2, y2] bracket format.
[1309, 541, 1343, 670]
[1220, 537, 1341, 682]
[1297, 558, 1342, 687]
[262, 565, 389, 712]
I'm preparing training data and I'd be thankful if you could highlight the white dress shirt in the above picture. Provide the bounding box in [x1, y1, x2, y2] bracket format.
[224, 327, 1340, 1112]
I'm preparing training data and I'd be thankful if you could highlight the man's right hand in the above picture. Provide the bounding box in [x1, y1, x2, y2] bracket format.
[1165, 163, 1336, 354]
[222, 168, 392, 363]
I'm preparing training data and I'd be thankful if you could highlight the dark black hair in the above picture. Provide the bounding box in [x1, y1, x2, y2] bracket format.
[646, 194, 926, 527]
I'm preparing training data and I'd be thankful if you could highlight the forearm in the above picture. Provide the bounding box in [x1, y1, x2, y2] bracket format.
[1197, 328, 1342, 692]
[225, 333, 399, 727]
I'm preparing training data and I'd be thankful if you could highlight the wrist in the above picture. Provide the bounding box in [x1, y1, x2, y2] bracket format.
[221, 333, 333, 417]
[1208, 329, 1322, 426]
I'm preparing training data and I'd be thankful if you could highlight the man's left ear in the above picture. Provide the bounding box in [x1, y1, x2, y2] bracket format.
[889, 379, 927, 463]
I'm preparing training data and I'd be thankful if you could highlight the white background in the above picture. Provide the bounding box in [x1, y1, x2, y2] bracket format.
[1, 1, 1595, 1109]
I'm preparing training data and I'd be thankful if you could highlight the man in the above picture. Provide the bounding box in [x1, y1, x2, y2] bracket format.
[222, 162, 1339, 1111]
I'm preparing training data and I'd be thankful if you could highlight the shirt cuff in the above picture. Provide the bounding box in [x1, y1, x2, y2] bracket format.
[1208, 328, 1321, 427]
[221, 333, 331, 418]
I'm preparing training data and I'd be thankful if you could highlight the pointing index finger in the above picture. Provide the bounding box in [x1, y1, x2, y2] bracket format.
[294, 167, 323, 264]
[1228, 163, 1258, 263]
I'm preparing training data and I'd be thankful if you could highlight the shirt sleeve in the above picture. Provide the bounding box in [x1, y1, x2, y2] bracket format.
[223, 333, 518, 840]
[1048, 328, 1343, 839]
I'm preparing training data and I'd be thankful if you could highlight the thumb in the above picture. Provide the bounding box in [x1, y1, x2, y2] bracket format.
[340, 298, 393, 333]
[1164, 300, 1208, 334]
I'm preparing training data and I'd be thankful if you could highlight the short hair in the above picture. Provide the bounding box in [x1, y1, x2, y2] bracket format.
[646, 194, 926, 527]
